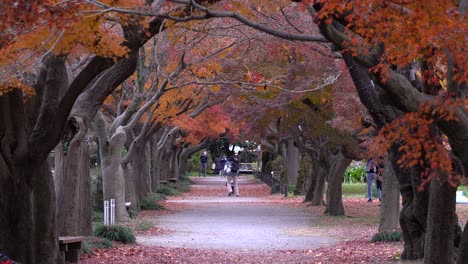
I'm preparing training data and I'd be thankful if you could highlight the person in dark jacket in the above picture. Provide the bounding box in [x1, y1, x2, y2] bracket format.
[226, 151, 241, 196]
[199, 151, 208, 177]
[214, 155, 226, 175]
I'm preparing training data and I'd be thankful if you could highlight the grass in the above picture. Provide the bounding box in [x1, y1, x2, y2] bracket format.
[458, 184, 468, 195]
[341, 183, 380, 198]
[186, 171, 219, 177]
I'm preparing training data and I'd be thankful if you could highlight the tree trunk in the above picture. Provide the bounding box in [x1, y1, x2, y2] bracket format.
[311, 164, 327, 206]
[378, 159, 400, 233]
[325, 151, 351, 216]
[424, 176, 459, 264]
[123, 162, 138, 211]
[310, 155, 327, 206]
[98, 127, 129, 222]
[303, 164, 317, 202]
[154, 135, 160, 186]
[286, 139, 299, 186]
[55, 117, 92, 236]
[125, 139, 152, 210]
[391, 145, 429, 260]
[33, 161, 60, 264]
[0, 156, 34, 263]
[457, 220, 468, 264]
[159, 147, 172, 182]
[170, 147, 181, 180]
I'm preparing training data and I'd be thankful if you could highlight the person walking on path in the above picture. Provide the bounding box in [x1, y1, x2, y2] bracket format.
[214, 155, 225, 175]
[366, 158, 378, 203]
[199, 151, 208, 177]
[217, 155, 227, 176]
[226, 151, 241, 196]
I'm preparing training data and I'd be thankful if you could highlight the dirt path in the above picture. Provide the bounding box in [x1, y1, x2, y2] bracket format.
[137, 175, 337, 251]
[81, 175, 407, 263]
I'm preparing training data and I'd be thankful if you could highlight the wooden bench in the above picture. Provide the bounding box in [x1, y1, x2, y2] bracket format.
[59, 236, 84, 263]
[168, 177, 178, 183]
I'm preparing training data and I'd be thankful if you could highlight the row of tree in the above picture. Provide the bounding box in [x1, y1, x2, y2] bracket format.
[0, 1, 466, 264]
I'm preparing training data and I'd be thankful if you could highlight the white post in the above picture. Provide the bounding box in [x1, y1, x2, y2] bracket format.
[104, 200, 109, 226]
[110, 199, 115, 225]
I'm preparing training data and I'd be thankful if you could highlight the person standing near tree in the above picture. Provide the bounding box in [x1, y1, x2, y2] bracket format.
[366, 158, 378, 203]
[375, 156, 384, 203]
[226, 151, 241, 196]
[199, 151, 208, 177]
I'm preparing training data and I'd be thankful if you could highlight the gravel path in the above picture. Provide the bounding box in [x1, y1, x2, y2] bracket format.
[137, 176, 338, 251]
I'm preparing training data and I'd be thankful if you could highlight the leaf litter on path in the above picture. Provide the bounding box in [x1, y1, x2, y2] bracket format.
[81, 176, 433, 263]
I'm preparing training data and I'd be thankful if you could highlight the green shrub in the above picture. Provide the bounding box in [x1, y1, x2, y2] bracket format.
[168, 181, 191, 193]
[136, 221, 154, 231]
[82, 237, 113, 254]
[128, 209, 138, 219]
[178, 175, 194, 184]
[344, 164, 366, 183]
[371, 230, 403, 242]
[140, 193, 166, 210]
[94, 225, 136, 244]
[92, 211, 104, 223]
[156, 185, 181, 196]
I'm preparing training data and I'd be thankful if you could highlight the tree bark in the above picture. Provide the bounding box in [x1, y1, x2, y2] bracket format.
[303, 166, 317, 202]
[378, 159, 400, 233]
[0, 155, 34, 263]
[93, 115, 129, 222]
[125, 139, 152, 210]
[325, 151, 351, 216]
[424, 176, 459, 264]
[286, 139, 299, 186]
[55, 117, 92, 236]
[457, 220, 468, 264]
[311, 161, 327, 206]
[33, 161, 59, 264]
[390, 145, 429, 260]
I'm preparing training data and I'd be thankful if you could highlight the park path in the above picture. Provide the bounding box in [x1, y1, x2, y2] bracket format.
[136, 175, 338, 251]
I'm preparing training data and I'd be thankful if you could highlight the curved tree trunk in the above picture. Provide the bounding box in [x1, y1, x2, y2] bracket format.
[378, 159, 400, 233]
[94, 119, 129, 222]
[325, 151, 351, 216]
[341, 53, 430, 260]
[55, 117, 92, 236]
[390, 145, 429, 260]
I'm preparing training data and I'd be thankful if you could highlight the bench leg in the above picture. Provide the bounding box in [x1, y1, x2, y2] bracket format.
[65, 249, 80, 263]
